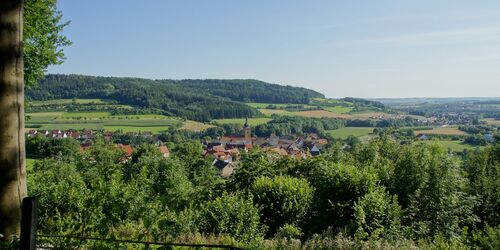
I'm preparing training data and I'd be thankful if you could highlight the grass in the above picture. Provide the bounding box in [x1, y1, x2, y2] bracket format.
[415, 127, 467, 136]
[327, 127, 374, 139]
[323, 106, 352, 114]
[213, 118, 272, 126]
[292, 110, 353, 118]
[61, 112, 112, 118]
[483, 118, 500, 125]
[103, 126, 170, 133]
[24, 111, 214, 133]
[258, 109, 295, 116]
[181, 120, 214, 132]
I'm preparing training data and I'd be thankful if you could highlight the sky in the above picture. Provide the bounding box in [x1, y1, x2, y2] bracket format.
[48, 0, 500, 98]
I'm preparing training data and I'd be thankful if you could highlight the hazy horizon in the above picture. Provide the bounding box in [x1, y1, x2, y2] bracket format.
[48, 0, 500, 98]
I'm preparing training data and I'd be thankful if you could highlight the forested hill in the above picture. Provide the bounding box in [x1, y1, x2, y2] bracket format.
[26, 74, 324, 121]
[170, 79, 324, 103]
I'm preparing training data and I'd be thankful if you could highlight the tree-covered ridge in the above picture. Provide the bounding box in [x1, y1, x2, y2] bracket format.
[170, 79, 324, 103]
[26, 74, 261, 121]
[26, 74, 324, 121]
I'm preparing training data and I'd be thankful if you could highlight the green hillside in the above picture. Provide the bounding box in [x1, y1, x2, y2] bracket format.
[26, 74, 324, 122]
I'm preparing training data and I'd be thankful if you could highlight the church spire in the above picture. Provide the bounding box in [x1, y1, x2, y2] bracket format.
[244, 117, 249, 128]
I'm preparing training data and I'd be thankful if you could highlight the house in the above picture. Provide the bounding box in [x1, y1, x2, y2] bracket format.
[158, 145, 170, 158]
[416, 134, 429, 140]
[310, 145, 321, 156]
[117, 144, 133, 156]
[213, 159, 235, 177]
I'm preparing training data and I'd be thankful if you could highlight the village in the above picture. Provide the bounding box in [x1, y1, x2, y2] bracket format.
[26, 119, 328, 177]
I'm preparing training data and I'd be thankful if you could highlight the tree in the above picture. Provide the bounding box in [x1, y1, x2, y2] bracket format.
[0, 0, 69, 239]
[0, 0, 27, 240]
[198, 192, 264, 243]
[353, 186, 402, 241]
[251, 175, 314, 236]
[24, 0, 71, 86]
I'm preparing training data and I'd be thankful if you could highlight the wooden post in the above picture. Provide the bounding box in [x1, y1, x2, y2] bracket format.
[20, 197, 37, 250]
[0, 0, 27, 241]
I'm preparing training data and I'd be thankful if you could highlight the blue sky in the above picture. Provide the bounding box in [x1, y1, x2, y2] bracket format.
[48, 0, 500, 98]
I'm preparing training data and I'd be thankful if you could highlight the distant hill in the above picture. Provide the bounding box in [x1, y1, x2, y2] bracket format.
[26, 74, 324, 121]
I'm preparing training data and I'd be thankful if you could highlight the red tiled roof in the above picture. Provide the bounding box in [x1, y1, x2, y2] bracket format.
[118, 144, 133, 155]
[158, 146, 170, 154]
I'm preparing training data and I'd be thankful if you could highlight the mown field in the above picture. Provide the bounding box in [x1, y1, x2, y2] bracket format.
[258, 109, 295, 116]
[483, 118, 500, 125]
[249, 102, 403, 121]
[212, 118, 272, 126]
[323, 106, 352, 114]
[415, 127, 467, 135]
[26, 111, 210, 133]
[327, 127, 374, 139]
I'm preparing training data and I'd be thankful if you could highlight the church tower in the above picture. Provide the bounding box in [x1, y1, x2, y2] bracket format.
[243, 117, 251, 142]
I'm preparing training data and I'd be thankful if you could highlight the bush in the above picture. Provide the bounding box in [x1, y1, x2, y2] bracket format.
[198, 192, 264, 243]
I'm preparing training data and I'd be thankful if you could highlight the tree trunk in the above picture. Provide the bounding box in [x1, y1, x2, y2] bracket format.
[0, 0, 26, 241]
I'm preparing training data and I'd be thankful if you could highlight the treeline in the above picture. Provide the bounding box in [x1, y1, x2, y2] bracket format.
[29, 138, 500, 249]
[253, 116, 345, 137]
[343, 97, 385, 111]
[26, 74, 324, 121]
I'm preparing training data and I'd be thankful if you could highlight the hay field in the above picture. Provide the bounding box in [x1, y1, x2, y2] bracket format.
[415, 127, 467, 135]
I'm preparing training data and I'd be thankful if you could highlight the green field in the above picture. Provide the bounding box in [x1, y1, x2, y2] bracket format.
[213, 118, 272, 126]
[421, 140, 479, 152]
[26, 111, 189, 133]
[323, 106, 353, 114]
[327, 127, 374, 139]
[258, 109, 295, 116]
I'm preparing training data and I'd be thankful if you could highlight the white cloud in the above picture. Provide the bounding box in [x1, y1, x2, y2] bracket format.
[329, 26, 500, 48]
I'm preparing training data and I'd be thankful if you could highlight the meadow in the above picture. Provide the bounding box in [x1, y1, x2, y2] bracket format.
[323, 106, 352, 114]
[415, 127, 467, 135]
[25, 111, 210, 133]
[212, 118, 272, 126]
[483, 118, 500, 125]
[327, 127, 374, 139]
[293, 110, 353, 119]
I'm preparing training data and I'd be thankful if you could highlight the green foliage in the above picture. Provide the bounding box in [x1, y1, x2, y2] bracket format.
[464, 145, 500, 226]
[274, 224, 304, 240]
[475, 225, 500, 250]
[392, 143, 478, 238]
[254, 115, 345, 137]
[198, 192, 264, 243]
[251, 175, 314, 235]
[293, 156, 379, 234]
[27, 136, 499, 248]
[24, 0, 71, 86]
[353, 186, 402, 241]
[26, 136, 80, 157]
[230, 150, 276, 189]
